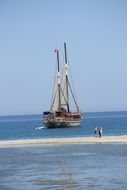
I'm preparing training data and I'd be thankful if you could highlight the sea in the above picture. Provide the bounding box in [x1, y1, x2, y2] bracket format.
[0, 111, 127, 140]
[0, 111, 127, 190]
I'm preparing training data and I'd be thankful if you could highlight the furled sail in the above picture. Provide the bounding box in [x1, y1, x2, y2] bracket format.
[50, 49, 61, 111]
[61, 63, 68, 106]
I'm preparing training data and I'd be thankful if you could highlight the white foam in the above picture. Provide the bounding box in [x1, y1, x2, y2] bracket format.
[35, 126, 45, 130]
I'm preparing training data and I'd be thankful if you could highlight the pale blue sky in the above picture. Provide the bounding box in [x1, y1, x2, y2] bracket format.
[0, 0, 127, 115]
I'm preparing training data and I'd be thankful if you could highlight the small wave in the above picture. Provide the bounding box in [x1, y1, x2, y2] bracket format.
[35, 126, 45, 130]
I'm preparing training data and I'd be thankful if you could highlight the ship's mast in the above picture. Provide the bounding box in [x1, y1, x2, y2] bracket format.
[56, 49, 61, 110]
[64, 42, 70, 112]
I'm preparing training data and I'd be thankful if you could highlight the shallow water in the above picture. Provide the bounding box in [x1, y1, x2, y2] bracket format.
[0, 143, 127, 189]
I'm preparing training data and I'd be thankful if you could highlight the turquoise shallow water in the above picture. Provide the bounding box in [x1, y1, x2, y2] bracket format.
[0, 143, 127, 190]
[0, 111, 127, 140]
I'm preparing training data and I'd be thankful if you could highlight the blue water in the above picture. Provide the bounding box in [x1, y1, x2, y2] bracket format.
[0, 111, 127, 140]
[0, 144, 127, 189]
[1, 112, 127, 190]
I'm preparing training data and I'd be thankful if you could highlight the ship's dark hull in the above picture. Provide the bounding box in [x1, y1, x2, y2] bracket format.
[44, 119, 81, 128]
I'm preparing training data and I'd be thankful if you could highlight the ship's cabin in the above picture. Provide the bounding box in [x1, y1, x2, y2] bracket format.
[43, 111, 54, 119]
[65, 113, 81, 119]
[43, 111, 50, 115]
[43, 110, 81, 119]
[55, 110, 81, 119]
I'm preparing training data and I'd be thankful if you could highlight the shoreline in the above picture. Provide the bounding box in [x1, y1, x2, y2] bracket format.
[0, 135, 127, 147]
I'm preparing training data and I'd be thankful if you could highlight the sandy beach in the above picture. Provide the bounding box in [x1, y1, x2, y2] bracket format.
[0, 135, 127, 147]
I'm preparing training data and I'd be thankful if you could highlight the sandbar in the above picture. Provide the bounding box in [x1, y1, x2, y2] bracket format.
[0, 135, 127, 147]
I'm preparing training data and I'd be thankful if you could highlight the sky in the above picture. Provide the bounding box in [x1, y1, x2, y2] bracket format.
[0, 0, 127, 115]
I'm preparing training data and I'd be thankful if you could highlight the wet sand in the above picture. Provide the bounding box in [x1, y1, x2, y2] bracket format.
[0, 135, 127, 147]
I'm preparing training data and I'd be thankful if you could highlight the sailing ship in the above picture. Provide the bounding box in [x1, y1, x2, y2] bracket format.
[43, 43, 81, 128]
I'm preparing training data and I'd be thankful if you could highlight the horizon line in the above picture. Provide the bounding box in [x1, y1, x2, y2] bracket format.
[0, 110, 127, 117]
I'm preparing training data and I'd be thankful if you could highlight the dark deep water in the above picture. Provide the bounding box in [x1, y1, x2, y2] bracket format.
[0, 143, 127, 190]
